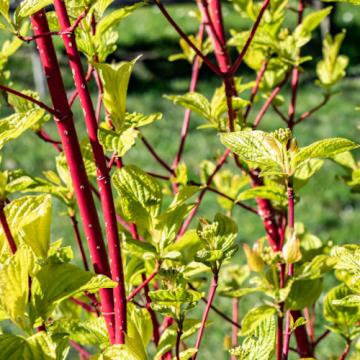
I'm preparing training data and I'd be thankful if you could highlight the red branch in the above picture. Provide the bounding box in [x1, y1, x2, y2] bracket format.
[192, 275, 218, 360]
[154, 0, 221, 76]
[178, 149, 230, 236]
[0, 201, 17, 254]
[244, 60, 268, 120]
[172, 23, 204, 170]
[127, 264, 160, 302]
[0, 84, 57, 115]
[70, 215, 89, 271]
[30, 10, 115, 343]
[230, 0, 270, 75]
[53, 0, 127, 344]
[253, 74, 289, 129]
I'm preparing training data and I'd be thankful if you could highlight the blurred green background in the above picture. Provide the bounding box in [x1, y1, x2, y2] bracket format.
[1, 2, 360, 359]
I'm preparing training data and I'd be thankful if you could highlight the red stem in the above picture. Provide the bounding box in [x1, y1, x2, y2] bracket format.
[68, 65, 93, 107]
[231, 298, 239, 360]
[339, 341, 351, 360]
[30, 10, 115, 343]
[0, 84, 57, 115]
[127, 265, 160, 301]
[188, 283, 241, 329]
[70, 297, 97, 313]
[70, 340, 91, 359]
[243, 60, 268, 120]
[143, 272, 161, 346]
[192, 274, 218, 360]
[0, 201, 17, 254]
[141, 136, 174, 175]
[54, 0, 127, 344]
[172, 24, 204, 170]
[230, 0, 271, 76]
[288, 0, 305, 129]
[70, 215, 89, 271]
[178, 149, 230, 236]
[313, 329, 330, 348]
[294, 94, 330, 125]
[283, 179, 295, 359]
[176, 325, 183, 360]
[154, 0, 220, 76]
[253, 74, 289, 129]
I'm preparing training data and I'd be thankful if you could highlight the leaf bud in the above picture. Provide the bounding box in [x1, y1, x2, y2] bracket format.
[243, 243, 265, 272]
[282, 230, 302, 264]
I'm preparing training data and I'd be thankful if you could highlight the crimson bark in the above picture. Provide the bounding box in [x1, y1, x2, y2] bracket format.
[53, 0, 127, 344]
[30, 10, 116, 343]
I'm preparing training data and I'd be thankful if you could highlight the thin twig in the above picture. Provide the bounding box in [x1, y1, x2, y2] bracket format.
[172, 23, 204, 170]
[253, 74, 289, 129]
[0, 201, 17, 254]
[230, 0, 271, 75]
[153, 0, 221, 76]
[0, 84, 57, 115]
[127, 264, 160, 301]
[313, 329, 330, 348]
[141, 135, 174, 174]
[244, 60, 268, 120]
[294, 94, 330, 125]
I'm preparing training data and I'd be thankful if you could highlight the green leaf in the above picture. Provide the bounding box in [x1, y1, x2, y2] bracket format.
[155, 204, 193, 252]
[197, 213, 238, 255]
[294, 7, 332, 47]
[294, 159, 324, 190]
[125, 112, 163, 128]
[324, 284, 360, 333]
[32, 262, 116, 320]
[294, 138, 359, 169]
[220, 131, 284, 175]
[55, 317, 109, 347]
[317, 31, 348, 87]
[0, 195, 52, 258]
[231, 316, 276, 360]
[285, 279, 322, 311]
[0, 246, 30, 329]
[237, 184, 287, 205]
[149, 288, 203, 305]
[15, 0, 52, 22]
[240, 305, 276, 336]
[155, 319, 201, 360]
[95, 2, 144, 38]
[165, 92, 211, 121]
[98, 126, 138, 157]
[112, 165, 162, 229]
[0, 109, 45, 149]
[0, 332, 60, 360]
[94, 58, 137, 131]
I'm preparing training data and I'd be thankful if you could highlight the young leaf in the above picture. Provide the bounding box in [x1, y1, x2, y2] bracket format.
[165, 92, 211, 121]
[324, 284, 360, 334]
[0, 109, 45, 149]
[112, 165, 162, 229]
[220, 131, 285, 174]
[294, 138, 359, 168]
[15, 0, 52, 21]
[94, 58, 137, 131]
[240, 305, 276, 336]
[0, 195, 52, 258]
[230, 316, 276, 360]
[0, 332, 60, 360]
[98, 126, 138, 156]
[317, 31, 349, 88]
[32, 262, 117, 320]
[0, 246, 30, 329]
